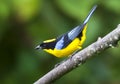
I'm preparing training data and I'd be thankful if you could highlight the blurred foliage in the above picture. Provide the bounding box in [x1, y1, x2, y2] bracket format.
[0, 0, 120, 84]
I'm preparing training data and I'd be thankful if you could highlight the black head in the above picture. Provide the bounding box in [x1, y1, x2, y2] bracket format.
[40, 43, 48, 49]
[36, 41, 56, 50]
[35, 43, 48, 50]
[35, 43, 47, 50]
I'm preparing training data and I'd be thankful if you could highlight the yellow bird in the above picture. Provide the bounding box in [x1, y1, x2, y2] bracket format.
[36, 5, 97, 58]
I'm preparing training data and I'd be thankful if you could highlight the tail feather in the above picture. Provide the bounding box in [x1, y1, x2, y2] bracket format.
[83, 5, 97, 24]
[68, 5, 97, 40]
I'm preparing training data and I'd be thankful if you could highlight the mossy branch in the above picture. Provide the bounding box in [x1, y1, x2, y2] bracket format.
[34, 24, 120, 84]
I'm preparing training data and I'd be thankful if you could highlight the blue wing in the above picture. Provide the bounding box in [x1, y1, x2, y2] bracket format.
[55, 5, 97, 50]
[55, 34, 72, 49]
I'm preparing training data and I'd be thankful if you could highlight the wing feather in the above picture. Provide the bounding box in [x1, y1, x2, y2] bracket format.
[54, 5, 97, 50]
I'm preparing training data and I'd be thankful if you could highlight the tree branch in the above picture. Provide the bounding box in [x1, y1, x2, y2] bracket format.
[34, 24, 120, 84]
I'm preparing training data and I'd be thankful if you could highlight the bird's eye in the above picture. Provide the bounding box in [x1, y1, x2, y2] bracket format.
[40, 43, 47, 49]
[43, 44, 46, 47]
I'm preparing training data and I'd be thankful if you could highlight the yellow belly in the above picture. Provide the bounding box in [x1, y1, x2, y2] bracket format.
[44, 26, 87, 58]
[44, 38, 81, 57]
[44, 37, 85, 57]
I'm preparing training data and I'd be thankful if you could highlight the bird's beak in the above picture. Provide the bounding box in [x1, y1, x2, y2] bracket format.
[35, 45, 41, 50]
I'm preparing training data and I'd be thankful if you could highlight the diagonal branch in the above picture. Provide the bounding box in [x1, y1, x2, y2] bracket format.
[34, 24, 120, 84]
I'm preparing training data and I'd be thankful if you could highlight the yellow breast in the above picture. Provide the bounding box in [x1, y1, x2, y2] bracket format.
[44, 38, 81, 57]
[44, 26, 87, 58]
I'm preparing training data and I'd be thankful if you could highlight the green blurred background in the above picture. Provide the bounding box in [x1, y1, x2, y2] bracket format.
[0, 0, 120, 84]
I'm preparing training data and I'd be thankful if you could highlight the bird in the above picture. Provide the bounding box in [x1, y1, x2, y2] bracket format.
[35, 5, 97, 58]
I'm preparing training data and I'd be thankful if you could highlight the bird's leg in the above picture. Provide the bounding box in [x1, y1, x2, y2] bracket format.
[54, 58, 67, 68]
[69, 50, 80, 59]
[54, 50, 80, 68]
[69, 50, 86, 64]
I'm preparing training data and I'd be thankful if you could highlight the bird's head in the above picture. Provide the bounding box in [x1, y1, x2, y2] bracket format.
[35, 42, 48, 50]
[35, 39, 56, 50]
